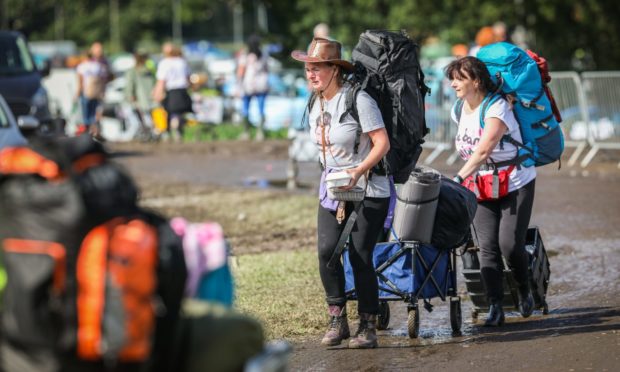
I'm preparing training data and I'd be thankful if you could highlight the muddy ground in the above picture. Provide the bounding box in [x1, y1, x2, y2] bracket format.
[110, 140, 620, 371]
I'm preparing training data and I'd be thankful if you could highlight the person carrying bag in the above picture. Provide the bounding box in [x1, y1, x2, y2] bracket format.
[446, 56, 537, 327]
[291, 37, 390, 349]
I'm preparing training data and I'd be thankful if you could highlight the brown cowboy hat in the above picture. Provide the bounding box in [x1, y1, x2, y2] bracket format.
[291, 37, 354, 71]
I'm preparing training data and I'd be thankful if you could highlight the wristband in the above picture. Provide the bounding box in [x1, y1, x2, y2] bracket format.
[453, 175, 464, 184]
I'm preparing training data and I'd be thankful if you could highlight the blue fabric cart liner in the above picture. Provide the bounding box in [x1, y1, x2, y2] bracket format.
[344, 241, 453, 300]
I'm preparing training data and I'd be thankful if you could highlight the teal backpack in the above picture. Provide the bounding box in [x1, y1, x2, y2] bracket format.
[456, 42, 564, 167]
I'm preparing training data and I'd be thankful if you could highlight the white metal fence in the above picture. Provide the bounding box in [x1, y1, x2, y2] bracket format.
[578, 72, 620, 167]
[287, 70, 620, 176]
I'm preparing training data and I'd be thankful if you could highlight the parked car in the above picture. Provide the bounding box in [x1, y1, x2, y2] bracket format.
[0, 30, 60, 135]
[0, 94, 33, 150]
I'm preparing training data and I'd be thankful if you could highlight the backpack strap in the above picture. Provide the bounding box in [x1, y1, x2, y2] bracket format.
[300, 92, 318, 130]
[516, 87, 546, 111]
[453, 93, 500, 128]
[453, 99, 464, 123]
[341, 83, 364, 155]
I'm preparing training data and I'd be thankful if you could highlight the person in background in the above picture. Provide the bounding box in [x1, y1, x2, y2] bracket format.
[446, 56, 536, 327]
[236, 35, 269, 141]
[451, 43, 469, 59]
[313, 23, 331, 40]
[75, 41, 111, 139]
[493, 21, 509, 43]
[125, 49, 156, 135]
[292, 38, 390, 349]
[468, 26, 495, 57]
[153, 42, 192, 142]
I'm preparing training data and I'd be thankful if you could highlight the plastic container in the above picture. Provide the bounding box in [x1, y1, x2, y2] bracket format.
[391, 167, 441, 243]
[326, 171, 367, 201]
[325, 171, 352, 189]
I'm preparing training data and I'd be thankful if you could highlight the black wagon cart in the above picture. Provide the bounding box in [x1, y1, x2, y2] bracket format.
[344, 240, 462, 338]
[461, 226, 550, 320]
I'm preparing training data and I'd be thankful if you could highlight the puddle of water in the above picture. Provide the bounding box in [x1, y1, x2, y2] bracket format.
[242, 177, 315, 190]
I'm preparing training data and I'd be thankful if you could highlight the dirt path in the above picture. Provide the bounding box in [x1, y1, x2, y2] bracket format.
[111, 141, 620, 371]
[289, 173, 620, 371]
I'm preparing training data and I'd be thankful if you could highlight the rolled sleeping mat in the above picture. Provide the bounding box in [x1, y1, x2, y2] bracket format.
[391, 167, 441, 243]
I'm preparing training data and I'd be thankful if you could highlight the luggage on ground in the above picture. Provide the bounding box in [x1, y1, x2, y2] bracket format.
[461, 226, 550, 315]
[171, 299, 265, 372]
[0, 135, 187, 372]
[170, 217, 234, 307]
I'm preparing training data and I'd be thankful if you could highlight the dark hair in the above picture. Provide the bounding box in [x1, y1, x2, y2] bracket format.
[247, 34, 262, 58]
[445, 56, 496, 93]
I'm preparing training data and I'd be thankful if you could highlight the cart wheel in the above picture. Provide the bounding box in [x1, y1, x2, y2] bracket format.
[407, 306, 420, 339]
[542, 301, 549, 315]
[450, 297, 462, 335]
[377, 301, 390, 330]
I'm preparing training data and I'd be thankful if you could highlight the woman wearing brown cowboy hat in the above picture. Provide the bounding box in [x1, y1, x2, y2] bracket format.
[292, 37, 390, 348]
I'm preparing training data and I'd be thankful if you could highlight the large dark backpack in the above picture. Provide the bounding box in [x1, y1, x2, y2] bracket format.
[0, 135, 186, 372]
[348, 30, 429, 183]
[303, 30, 429, 183]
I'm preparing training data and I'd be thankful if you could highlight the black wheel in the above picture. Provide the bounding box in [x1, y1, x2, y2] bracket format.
[542, 301, 549, 315]
[450, 297, 462, 335]
[377, 301, 390, 330]
[407, 305, 420, 339]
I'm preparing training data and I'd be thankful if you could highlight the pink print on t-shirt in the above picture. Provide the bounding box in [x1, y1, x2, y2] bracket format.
[455, 126, 483, 159]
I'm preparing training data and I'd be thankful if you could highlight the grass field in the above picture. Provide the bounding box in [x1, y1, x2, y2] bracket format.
[143, 187, 336, 339]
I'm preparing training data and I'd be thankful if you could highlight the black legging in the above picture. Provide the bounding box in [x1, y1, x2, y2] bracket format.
[317, 197, 389, 314]
[474, 179, 536, 301]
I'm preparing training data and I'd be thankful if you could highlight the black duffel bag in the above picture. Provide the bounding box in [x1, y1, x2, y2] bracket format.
[431, 176, 478, 249]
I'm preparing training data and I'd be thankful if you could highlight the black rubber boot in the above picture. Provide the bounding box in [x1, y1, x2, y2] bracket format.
[484, 300, 505, 327]
[518, 287, 535, 318]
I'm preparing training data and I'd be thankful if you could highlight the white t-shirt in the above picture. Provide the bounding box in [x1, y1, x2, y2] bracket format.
[451, 98, 536, 192]
[309, 84, 390, 198]
[238, 52, 269, 95]
[76, 59, 108, 79]
[156, 57, 190, 90]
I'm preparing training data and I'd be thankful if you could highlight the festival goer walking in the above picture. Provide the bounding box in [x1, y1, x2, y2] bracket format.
[493, 21, 509, 43]
[292, 38, 390, 348]
[153, 42, 192, 142]
[468, 26, 495, 57]
[236, 35, 269, 141]
[125, 49, 156, 138]
[313, 23, 331, 40]
[446, 56, 536, 326]
[75, 41, 111, 139]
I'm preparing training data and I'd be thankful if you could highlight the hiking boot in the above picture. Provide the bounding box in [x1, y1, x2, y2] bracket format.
[518, 289, 535, 318]
[237, 131, 250, 140]
[484, 301, 505, 327]
[320, 305, 350, 346]
[348, 313, 378, 349]
[255, 128, 265, 141]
